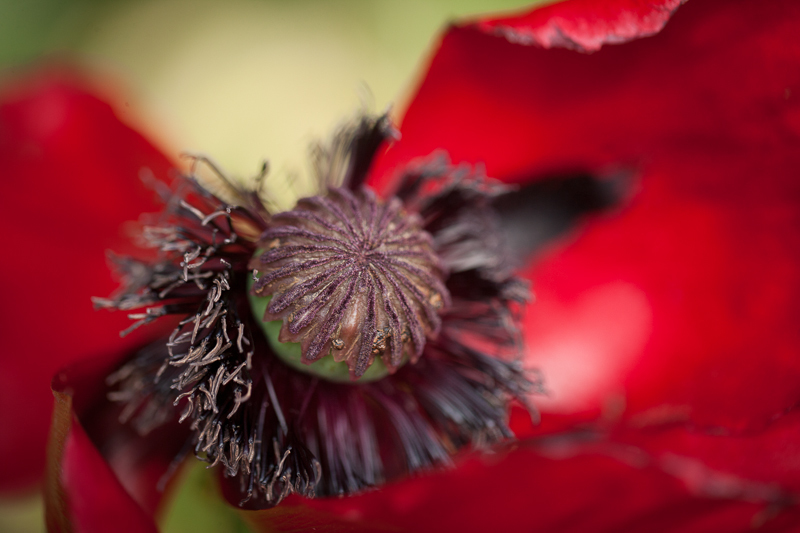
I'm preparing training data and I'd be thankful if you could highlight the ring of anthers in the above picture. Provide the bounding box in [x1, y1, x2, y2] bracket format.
[98, 116, 538, 509]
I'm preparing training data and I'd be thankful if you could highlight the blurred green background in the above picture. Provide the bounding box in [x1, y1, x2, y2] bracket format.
[0, 0, 544, 531]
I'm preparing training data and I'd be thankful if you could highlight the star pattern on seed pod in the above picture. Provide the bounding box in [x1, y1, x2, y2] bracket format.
[250, 186, 451, 378]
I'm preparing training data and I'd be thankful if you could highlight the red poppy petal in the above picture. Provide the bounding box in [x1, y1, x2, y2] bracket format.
[524, 177, 800, 431]
[245, 441, 796, 533]
[612, 409, 800, 495]
[0, 69, 174, 492]
[372, 0, 800, 433]
[46, 366, 158, 533]
[49, 351, 189, 520]
[474, 0, 686, 52]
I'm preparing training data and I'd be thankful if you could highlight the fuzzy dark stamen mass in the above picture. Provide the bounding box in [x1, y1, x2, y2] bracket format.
[97, 116, 542, 509]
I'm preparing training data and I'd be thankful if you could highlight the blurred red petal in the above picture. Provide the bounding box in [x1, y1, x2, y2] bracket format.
[525, 179, 800, 431]
[46, 361, 159, 533]
[49, 351, 189, 520]
[475, 0, 686, 52]
[246, 441, 796, 533]
[372, 0, 800, 433]
[0, 69, 174, 492]
[612, 409, 800, 495]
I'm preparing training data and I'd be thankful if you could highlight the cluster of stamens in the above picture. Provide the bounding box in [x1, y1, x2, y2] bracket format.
[95, 118, 545, 509]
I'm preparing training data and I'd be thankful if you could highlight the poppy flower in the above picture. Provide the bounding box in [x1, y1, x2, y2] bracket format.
[1, 0, 799, 532]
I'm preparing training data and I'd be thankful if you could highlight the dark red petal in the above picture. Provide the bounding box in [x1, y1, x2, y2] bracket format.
[372, 0, 800, 433]
[0, 69, 174, 492]
[48, 350, 189, 521]
[245, 441, 796, 533]
[523, 178, 800, 431]
[474, 0, 686, 52]
[46, 363, 158, 533]
[612, 410, 800, 496]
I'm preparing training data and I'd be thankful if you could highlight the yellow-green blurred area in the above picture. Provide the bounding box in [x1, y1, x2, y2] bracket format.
[1, 0, 549, 531]
[0, 0, 539, 199]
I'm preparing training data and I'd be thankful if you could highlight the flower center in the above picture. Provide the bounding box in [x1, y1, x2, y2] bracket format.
[249, 186, 450, 380]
